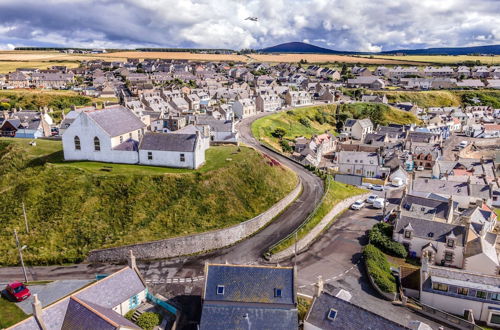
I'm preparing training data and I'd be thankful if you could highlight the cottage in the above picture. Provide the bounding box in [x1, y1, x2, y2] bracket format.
[342, 118, 373, 140]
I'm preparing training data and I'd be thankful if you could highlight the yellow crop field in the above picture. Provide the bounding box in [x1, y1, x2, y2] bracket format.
[0, 61, 80, 74]
[365, 55, 500, 65]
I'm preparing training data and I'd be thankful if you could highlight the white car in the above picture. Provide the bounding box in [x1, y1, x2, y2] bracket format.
[366, 194, 378, 204]
[351, 200, 365, 210]
[371, 184, 384, 191]
[373, 198, 388, 209]
[416, 166, 424, 171]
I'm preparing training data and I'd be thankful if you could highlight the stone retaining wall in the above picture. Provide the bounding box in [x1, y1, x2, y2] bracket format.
[268, 193, 370, 262]
[86, 180, 302, 263]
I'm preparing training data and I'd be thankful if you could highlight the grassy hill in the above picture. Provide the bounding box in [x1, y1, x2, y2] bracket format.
[374, 90, 500, 108]
[252, 104, 419, 151]
[0, 138, 297, 266]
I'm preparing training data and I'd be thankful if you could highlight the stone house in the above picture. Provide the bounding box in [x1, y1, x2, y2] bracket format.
[256, 92, 282, 112]
[342, 118, 374, 140]
[232, 98, 257, 119]
[284, 91, 312, 107]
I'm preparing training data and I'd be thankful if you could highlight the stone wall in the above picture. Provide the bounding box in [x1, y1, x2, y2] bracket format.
[268, 193, 370, 263]
[86, 180, 302, 263]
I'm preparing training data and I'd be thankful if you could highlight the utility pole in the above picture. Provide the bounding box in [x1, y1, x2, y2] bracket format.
[14, 229, 28, 283]
[294, 231, 298, 268]
[22, 201, 29, 234]
[382, 190, 388, 221]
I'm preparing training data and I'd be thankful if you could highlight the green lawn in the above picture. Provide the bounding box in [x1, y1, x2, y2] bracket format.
[269, 177, 366, 255]
[0, 138, 298, 265]
[0, 296, 28, 329]
[495, 209, 500, 219]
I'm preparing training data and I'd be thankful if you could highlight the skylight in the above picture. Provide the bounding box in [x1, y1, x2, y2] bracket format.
[274, 288, 282, 297]
[216, 285, 224, 295]
[327, 308, 337, 321]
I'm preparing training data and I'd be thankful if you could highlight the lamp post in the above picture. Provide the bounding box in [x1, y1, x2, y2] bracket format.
[14, 229, 28, 283]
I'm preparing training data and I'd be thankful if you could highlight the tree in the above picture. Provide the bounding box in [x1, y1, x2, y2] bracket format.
[271, 128, 286, 139]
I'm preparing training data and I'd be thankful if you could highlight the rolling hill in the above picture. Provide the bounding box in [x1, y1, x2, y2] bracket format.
[259, 42, 352, 54]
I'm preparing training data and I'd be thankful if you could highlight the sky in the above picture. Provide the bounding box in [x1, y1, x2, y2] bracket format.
[0, 0, 499, 52]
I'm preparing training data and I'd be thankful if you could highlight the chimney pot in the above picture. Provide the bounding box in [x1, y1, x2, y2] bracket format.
[127, 250, 136, 270]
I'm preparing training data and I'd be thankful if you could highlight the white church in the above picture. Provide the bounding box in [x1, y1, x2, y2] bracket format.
[62, 105, 209, 169]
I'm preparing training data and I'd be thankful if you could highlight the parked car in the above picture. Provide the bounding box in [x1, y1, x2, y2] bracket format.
[416, 166, 424, 171]
[366, 194, 378, 204]
[458, 141, 468, 149]
[365, 183, 373, 190]
[351, 200, 365, 210]
[373, 198, 388, 209]
[371, 184, 384, 191]
[4, 282, 31, 302]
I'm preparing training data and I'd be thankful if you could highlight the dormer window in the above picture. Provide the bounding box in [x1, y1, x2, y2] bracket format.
[447, 239, 455, 248]
[404, 230, 412, 239]
[274, 288, 282, 297]
[216, 285, 224, 295]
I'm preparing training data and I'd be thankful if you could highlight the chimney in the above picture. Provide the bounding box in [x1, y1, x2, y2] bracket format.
[314, 275, 324, 298]
[32, 294, 47, 330]
[127, 250, 136, 270]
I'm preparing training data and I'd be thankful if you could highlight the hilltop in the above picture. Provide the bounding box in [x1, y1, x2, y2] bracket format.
[0, 139, 298, 265]
[260, 42, 348, 54]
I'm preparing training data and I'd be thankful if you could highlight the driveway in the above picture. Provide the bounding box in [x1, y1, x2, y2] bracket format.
[12, 280, 92, 314]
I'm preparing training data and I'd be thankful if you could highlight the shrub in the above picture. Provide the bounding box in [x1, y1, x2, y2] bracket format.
[363, 244, 396, 293]
[124, 309, 135, 321]
[136, 312, 161, 330]
[280, 140, 293, 153]
[368, 223, 407, 258]
[299, 117, 311, 128]
[271, 128, 287, 139]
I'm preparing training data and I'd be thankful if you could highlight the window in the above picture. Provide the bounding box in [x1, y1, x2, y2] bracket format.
[355, 160, 358, 163]
[94, 137, 100, 151]
[447, 239, 454, 248]
[274, 288, 282, 297]
[216, 285, 224, 295]
[129, 133, 132, 139]
[477, 291, 487, 299]
[490, 314, 500, 325]
[129, 295, 139, 309]
[74, 136, 81, 150]
[457, 287, 469, 295]
[120, 136, 123, 143]
[432, 283, 448, 292]
[327, 308, 337, 321]
[180, 153, 185, 162]
[404, 230, 411, 239]
[491, 293, 500, 301]
[444, 252, 453, 262]
[147, 152, 153, 160]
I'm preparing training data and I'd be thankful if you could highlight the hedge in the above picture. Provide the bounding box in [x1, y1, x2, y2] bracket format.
[136, 312, 161, 330]
[363, 244, 397, 293]
[368, 223, 408, 258]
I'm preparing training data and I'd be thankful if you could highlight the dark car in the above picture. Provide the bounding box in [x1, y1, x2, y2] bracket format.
[5, 282, 31, 302]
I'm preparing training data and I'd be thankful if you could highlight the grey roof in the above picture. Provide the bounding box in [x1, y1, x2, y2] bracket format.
[86, 106, 146, 137]
[401, 194, 453, 220]
[344, 118, 356, 127]
[75, 267, 145, 309]
[358, 118, 373, 128]
[425, 265, 500, 295]
[305, 289, 407, 330]
[113, 139, 139, 151]
[195, 116, 233, 132]
[395, 215, 465, 246]
[199, 303, 298, 330]
[139, 132, 197, 152]
[62, 298, 120, 330]
[412, 178, 491, 199]
[204, 264, 296, 305]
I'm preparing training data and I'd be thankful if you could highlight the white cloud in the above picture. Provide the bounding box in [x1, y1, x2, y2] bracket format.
[0, 0, 498, 51]
[0, 43, 15, 50]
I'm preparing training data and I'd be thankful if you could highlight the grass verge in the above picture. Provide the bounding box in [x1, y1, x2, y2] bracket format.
[0, 296, 28, 328]
[268, 176, 365, 255]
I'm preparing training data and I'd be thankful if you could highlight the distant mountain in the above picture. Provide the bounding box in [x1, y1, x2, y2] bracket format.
[380, 44, 500, 55]
[259, 41, 500, 56]
[259, 42, 354, 54]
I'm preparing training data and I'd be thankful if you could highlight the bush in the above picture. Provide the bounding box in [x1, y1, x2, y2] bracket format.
[368, 223, 407, 258]
[136, 312, 161, 330]
[363, 244, 397, 293]
[271, 128, 287, 139]
[299, 117, 311, 128]
[124, 309, 135, 321]
[280, 140, 293, 153]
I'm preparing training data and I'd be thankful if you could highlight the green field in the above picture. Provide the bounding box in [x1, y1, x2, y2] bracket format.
[252, 104, 419, 151]
[0, 139, 298, 265]
[0, 296, 28, 328]
[269, 178, 366, 255]
[364, 55, 500, 65]
[374, 90, 500, 108]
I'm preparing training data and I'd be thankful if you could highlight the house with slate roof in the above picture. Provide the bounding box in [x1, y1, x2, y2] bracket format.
[9, 252, 146, 330]
[199, 263, 298, 330]
[342, 118, 373, 140]
[304, 283, 407, 330]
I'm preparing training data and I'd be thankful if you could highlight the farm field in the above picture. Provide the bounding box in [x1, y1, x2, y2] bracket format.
[364, 55, 500, 65]
[248, 53, 423, 64]
[0, 61, 80, 73]
[0, 139, 298, 265]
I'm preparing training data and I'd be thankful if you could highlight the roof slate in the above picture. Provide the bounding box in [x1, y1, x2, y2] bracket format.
[86, 106, 146, 137]
[139, 132, 197, 152]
